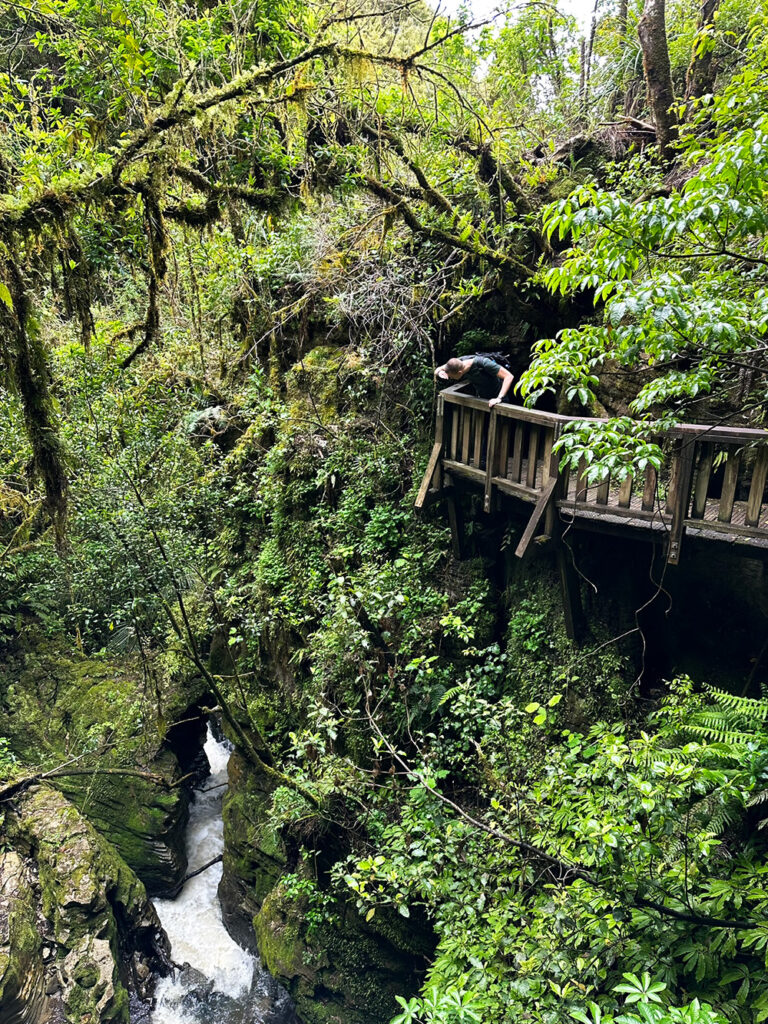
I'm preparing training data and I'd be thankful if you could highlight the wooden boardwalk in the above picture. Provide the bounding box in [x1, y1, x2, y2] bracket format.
[416, 384, 768, 564]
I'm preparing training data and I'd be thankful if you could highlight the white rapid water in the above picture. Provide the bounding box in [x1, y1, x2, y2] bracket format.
[147, 727, 297, 1024]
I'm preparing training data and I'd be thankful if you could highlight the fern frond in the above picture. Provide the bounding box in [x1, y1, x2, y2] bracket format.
[438, 685, 463, 707]
[665, 686, 768, 748]
[706, 687, 768, 723]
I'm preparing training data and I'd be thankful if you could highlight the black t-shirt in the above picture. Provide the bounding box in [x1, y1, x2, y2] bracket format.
[464, 356, 501, 399]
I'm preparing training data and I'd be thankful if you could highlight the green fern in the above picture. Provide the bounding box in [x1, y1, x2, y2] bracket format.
[438, 685, 464, 708]
[669, 685, 768, 748]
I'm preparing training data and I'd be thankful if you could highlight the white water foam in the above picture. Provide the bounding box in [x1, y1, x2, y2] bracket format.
[150, 728, 255, 1023]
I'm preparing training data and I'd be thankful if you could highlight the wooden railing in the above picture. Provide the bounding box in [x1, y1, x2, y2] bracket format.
[417, 384, 768, 563]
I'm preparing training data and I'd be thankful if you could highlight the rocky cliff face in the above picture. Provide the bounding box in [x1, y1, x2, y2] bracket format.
[219, 749, 287, 950]
[2, 786, 171, 1024]
[253, 885, 433, 1024]
[1, 641, 208, 895]
[219, 752, 434, 1024]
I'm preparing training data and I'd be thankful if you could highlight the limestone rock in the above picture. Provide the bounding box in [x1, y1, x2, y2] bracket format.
[0, 851, 51, 1024]
[59, 936, 118, 1021]
[1, 641, 201, 894]
[8, 785, 171, 1023]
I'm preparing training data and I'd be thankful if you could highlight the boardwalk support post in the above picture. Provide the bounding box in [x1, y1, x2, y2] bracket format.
[515, 477, 558, 559]
[446, 495, 463, 559]
[557, 540, 586, 642]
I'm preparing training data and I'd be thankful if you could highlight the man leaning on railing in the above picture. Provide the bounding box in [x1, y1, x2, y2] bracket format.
[435, 354, 514, 408]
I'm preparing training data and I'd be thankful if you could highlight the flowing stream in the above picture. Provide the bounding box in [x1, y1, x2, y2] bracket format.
[147, 728, 297, 1024]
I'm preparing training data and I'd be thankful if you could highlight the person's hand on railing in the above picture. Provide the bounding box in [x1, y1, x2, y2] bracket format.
[489, 397, 502, 408]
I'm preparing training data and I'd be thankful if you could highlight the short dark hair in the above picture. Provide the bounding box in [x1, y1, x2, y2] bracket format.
[445, 358, 464, 377]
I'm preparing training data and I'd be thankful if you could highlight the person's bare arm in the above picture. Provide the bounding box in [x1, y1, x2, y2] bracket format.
[488, 367, 514, 407]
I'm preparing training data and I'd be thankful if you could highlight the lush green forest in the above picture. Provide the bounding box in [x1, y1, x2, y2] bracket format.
[3, 0, 768, 1023]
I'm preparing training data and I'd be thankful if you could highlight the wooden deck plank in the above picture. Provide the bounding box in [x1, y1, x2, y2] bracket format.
[493, 476, 539, 503]
[559, 499, 670, 526]
[443, 459, 485, 484]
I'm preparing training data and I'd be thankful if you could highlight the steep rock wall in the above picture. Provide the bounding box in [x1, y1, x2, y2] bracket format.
[1, 641, 208, 894]
[3, 786, 171, 1023]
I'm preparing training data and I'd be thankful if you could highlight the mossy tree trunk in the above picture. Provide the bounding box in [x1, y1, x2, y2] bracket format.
[685, 0, 720, 102]
[638, 0, 678, 161]
[1, 259, 68, 548]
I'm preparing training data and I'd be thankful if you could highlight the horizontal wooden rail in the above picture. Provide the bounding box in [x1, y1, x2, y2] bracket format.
[416, 386, 768, 562]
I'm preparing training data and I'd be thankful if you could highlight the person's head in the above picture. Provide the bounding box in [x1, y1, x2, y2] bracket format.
[444, 358, 465, 380]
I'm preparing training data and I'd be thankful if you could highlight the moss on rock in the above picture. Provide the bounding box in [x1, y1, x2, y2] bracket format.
[1, 639, 197, 893]
[7, 785, 170, 1023]
[254, 882, 432, 1024]
[0, 850, 49, 1020]
[219, 750, 286, 948]
[285, 346, 369, 425]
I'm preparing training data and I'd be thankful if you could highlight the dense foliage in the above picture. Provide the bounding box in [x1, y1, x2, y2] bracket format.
[3, 0, 768, 1023]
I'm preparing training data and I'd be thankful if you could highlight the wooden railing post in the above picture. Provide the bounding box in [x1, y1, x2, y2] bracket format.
[690, 443, 713, 519]
[718, 450, 741, 523]
[667, 439, 695, 564]
[484, 407, 498, 513]
[545, 423, 563, 536]
[746, 446, 768, 527]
